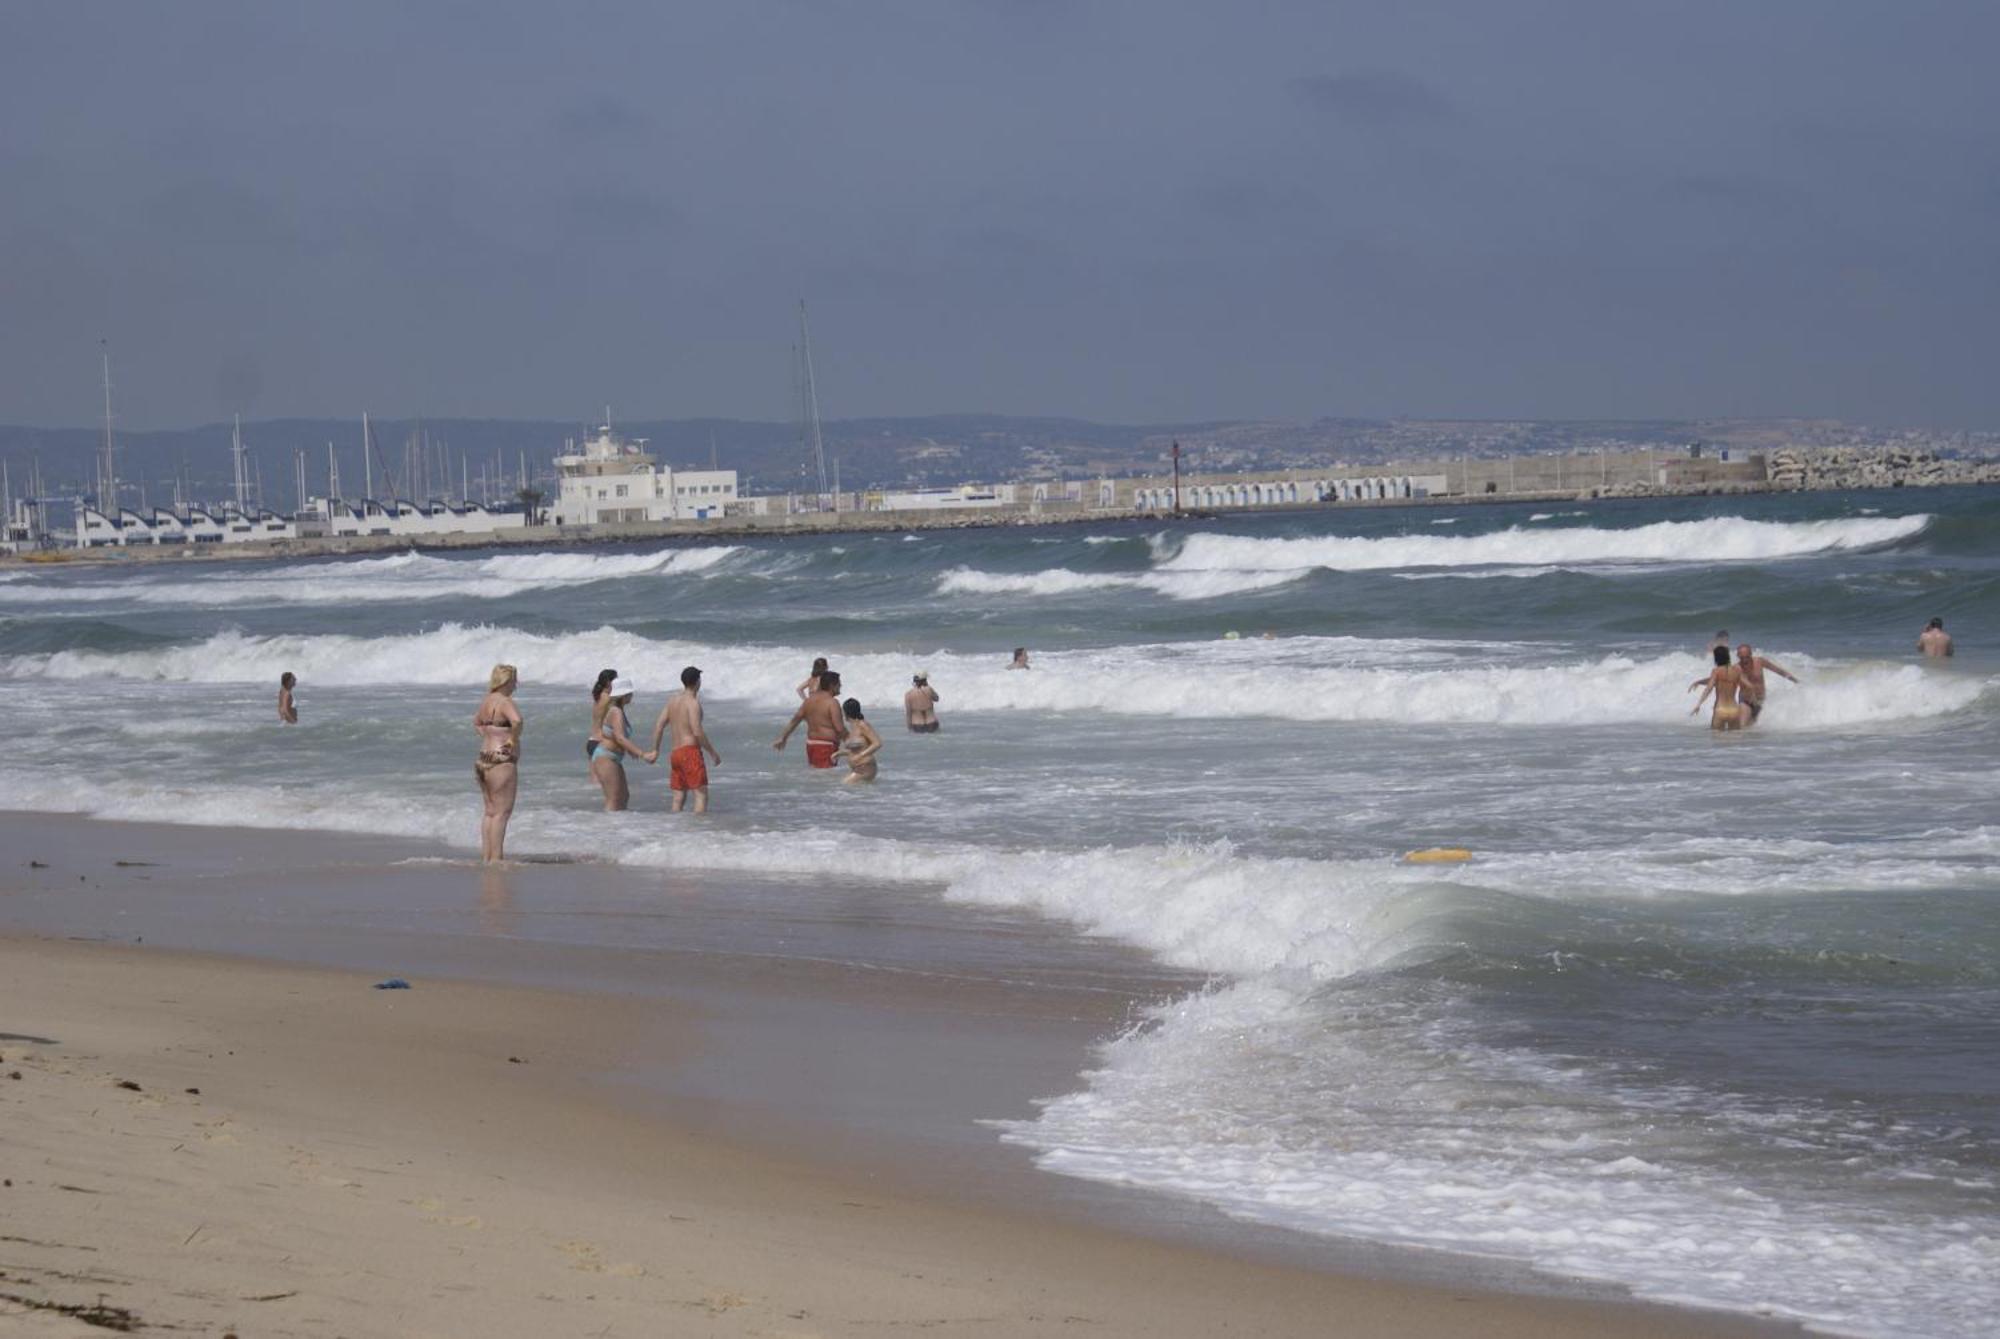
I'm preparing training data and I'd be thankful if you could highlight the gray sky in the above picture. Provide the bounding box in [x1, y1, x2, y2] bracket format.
[4, 1, 1997, 429]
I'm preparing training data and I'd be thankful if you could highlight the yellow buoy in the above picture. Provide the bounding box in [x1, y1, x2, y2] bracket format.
[1404, 847, 1473, 864]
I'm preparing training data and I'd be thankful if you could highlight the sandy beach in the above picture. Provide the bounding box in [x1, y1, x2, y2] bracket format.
[0, 816, 1803, 1339]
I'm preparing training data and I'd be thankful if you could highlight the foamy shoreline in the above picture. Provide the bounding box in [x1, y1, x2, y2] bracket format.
[0, 813, 1806, 1338]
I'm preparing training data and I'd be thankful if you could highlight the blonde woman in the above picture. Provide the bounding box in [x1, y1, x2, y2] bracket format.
[474, 664, 524, 862]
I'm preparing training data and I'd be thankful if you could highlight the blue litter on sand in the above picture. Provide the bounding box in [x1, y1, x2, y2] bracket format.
[373, 978, 411, 990]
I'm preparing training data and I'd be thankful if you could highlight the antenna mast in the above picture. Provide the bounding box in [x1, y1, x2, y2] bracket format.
[798, 301, 830, 503]
[232, 414, 248, 509]
[98, 342, 117, 509]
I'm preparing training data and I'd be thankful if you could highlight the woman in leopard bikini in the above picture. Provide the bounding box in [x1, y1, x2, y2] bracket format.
[474, 664, 524, 862]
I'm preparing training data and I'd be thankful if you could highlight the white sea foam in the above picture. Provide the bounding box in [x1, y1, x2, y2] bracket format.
[937, 565, 1306, 601]
[1159, 513, 1929, 574]
[5, 628, 1985, 732]
[0, 545, 744, 608]
[1002, 979, 1993, 1339]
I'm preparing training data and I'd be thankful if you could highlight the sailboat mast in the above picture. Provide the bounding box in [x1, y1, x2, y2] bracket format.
[363, 414, 374, 501]
[798, 301, 830, 502]
[232, 414, 247, 510]
[98, 343, 116, 509]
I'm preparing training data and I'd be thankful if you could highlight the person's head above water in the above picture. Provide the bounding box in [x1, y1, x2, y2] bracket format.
[1736, 643, 1754, 660]
[489, 663, 518, 693]
[681, 665, 701, 688]
[912, 671, 928, 685]
[280, 671, 296, 689]
[1928, 617, 1946, 630]
[811, 656, 829, 675]
[842, 697, 864, 720]
[608, 677, 635, 703]
[591, 668, 617, 700]
[818, 670, 841, 693]
[1713, 645, 1731, 668]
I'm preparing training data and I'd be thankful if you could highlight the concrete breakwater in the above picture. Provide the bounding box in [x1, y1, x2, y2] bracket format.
[1766, 446, 2000, 491]
[5, 444, 1992, 569]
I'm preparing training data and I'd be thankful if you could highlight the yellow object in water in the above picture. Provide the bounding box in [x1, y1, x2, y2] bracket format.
[1404, 847, 1473, 864]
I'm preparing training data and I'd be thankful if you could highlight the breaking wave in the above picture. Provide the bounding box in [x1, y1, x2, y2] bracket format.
[0, 545, 744, 608]
[1157, 514, 1931, 574]
[4, 625, 1984, 730]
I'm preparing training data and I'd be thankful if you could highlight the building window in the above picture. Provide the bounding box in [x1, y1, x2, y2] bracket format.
[615, 485, 628, 498]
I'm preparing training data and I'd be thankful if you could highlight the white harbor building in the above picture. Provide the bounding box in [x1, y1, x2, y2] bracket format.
[74, 502, 299, 547]
[551, 425, 739, 527]
[310, 497, 526, 539]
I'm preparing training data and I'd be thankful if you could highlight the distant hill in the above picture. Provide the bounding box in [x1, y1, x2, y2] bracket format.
[2, 413, 1991, 509]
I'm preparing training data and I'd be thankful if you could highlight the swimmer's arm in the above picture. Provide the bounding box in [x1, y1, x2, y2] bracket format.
[774, 704, 808, 749]
[646, 703, 673, 760]
[1690, 677, 1715, 715]
[1762, 658, 1799, 682]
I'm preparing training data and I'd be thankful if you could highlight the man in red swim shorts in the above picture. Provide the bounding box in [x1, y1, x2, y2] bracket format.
[773, 670, 847, 771]
[647, 665, 722, 813]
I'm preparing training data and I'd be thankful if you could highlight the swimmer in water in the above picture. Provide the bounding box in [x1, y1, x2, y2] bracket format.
[1918, 617, 1954, 658]
[797, 656, 830, 701]
[775, 670, 847, 769]
[904, 671, 940, 733]
[839, 698, 882, 784]
[1735, 643, 1799, 727]
[590, 677, 640, 811]
[647, 666, 722, 813]
[586, 668, 617, 761]
[1688, 645, 1746, 732]
[474, 664, 524, 862]
[278, 671, 298, 724]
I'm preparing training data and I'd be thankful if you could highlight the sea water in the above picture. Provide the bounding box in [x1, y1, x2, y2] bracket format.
[1, 486, 1995, 1337]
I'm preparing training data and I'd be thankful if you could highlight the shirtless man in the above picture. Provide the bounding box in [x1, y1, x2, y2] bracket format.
[1688, 645, 1746, 731]
[904, 672, 940, 733]
[1735, 643, 1799, 727]
[774, 670, 847, 769]
[1918, 617, 1954, 658]
[647, 665, 721, 813]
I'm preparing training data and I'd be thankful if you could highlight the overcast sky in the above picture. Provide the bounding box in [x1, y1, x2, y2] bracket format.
[4, 1, 1997, 429]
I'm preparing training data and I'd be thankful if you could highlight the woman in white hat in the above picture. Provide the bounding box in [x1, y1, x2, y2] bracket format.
[590, 677, 641, 811]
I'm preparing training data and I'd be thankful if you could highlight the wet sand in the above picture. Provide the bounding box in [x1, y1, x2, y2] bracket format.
[0, 814, 1804, 1337]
